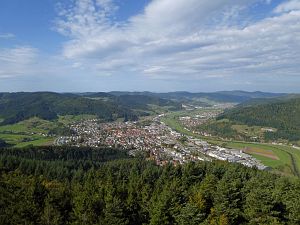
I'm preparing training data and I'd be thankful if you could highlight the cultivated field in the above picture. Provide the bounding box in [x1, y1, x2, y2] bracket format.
[243, 147, 279, 160]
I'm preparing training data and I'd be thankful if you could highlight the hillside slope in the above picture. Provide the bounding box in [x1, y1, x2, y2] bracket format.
[218, 97, 300, 141]
[0, 92, 181, 125]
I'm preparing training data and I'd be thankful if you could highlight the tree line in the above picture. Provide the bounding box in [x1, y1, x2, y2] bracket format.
[1, 146, 300, 225]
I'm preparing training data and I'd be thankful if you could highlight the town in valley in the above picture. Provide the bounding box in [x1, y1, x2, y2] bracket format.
[56, 107, 267, 170]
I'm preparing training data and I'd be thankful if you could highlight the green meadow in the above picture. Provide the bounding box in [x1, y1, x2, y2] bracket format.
[0, 115, 96, 148]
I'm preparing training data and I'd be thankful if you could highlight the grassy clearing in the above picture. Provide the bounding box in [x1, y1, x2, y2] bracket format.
[232, 124, 279, 141]
[0, 117, 56, 134]
[243, 147, 279, 160]
[175, 108, 222, 117]
[161, 117, 190, 134]
[0, 133, 54, 147]
[58, 114, 97, 125]
[0, 115, 98, 147]
[14, 137, 55, 148]
[0, 117, 64, 147]
[274, 145, 300, 176]
[0, 133, 29, 144]
[232, 124, 264, 138]
[147, 104, 177, 114]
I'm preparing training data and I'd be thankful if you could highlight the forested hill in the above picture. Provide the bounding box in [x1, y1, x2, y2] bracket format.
[0, 92, 181, 125]
[109, 91, 285, 103]
[218, 97, 300, 141]
[1, 146, 300, 225]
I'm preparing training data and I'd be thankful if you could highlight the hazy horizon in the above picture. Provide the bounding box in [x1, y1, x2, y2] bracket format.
[0, 89, 299, 94]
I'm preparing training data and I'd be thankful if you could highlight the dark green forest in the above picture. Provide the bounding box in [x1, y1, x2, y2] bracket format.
[1, 147, 300, 225]
[217, 97, 300, 141]
[0, 92, 182, 125]
[0, 139, 10, 148]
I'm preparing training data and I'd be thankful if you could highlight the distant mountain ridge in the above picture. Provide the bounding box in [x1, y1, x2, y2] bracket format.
[108, 90, 286, 103]
[236, 93, 300, 107]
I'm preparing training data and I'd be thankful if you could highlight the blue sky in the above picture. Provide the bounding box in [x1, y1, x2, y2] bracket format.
[0, 0, 300, 93]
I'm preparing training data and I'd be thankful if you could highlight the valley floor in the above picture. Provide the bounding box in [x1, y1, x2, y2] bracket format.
[161, 110, 300, 177]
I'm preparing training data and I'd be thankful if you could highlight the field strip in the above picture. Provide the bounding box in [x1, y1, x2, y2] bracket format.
[243, 147, 279, 160]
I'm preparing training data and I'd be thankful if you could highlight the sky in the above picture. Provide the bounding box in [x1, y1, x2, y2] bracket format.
[0, 0, 300, 93]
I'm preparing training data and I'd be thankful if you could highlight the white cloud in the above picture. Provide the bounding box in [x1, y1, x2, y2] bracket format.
[0, 33, 15, 39]
[274, 0, 300, 13]
[0, 46, 38, 78]
[55, 0, 118, 38]
[56, 0, 257, 58]
[51, 0, 300, 89]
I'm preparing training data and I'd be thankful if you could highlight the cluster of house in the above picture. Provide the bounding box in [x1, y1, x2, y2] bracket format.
[179, 110, 220, 128]
[55, 115, 267, 170]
